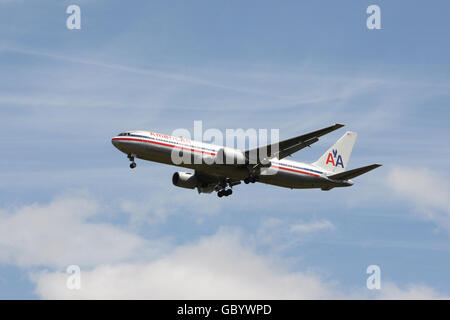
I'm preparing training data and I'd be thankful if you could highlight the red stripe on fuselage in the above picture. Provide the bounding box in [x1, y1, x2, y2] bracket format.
[113, 137, 321, 177]
[271, 165, 321, 177]
[112, 137, 217, 156]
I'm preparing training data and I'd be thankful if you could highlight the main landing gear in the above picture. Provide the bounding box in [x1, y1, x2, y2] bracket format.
[217, 178, 234, 198]
[217, 189, 232, 198]
[128, 153, 136, 169]
[243, 176, 257, 184]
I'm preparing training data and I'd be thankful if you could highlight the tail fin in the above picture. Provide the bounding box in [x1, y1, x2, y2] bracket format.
[312, 131, 357, 174]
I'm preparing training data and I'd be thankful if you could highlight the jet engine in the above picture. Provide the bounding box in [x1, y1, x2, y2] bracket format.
[172, 172, 198, 189]
[215, 147, 246, 165]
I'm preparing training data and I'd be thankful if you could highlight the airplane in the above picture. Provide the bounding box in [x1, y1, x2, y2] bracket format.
[111, 124, 381, 197]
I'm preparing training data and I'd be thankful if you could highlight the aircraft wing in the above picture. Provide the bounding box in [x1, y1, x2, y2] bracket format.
[245, 123, 344, 163]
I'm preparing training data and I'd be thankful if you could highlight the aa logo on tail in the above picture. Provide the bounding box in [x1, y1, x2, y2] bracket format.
[326, 149, 344, 168]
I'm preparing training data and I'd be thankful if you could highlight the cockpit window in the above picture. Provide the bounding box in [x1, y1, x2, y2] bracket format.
[118, 132, 131, 136]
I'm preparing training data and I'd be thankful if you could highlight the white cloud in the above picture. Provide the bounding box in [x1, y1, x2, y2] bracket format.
[254, 217, 336, 252]
[387, 166, 450, 231]
[120, 187, 222, 226]
[377, 283, 449, 300]
[32, 228, 449, 300]
[0, 194, 162, 268]
[1, 194, 447, 299]
[33, 229, 338, 299]
[290, 219, 335, 234]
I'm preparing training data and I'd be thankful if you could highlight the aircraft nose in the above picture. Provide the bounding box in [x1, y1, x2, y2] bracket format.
[111, 138, 120, 148]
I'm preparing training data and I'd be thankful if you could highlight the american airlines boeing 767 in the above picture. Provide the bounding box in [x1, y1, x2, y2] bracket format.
[111, 124, 381, 197]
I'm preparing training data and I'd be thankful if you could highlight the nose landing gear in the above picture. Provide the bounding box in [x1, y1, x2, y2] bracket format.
[128, 154, 136, 169]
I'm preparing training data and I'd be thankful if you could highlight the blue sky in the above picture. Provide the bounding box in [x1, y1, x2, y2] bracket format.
[0, 0, 449, 299]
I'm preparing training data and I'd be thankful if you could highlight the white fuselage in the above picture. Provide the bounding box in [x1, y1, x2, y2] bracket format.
[111, 130, 352, 190]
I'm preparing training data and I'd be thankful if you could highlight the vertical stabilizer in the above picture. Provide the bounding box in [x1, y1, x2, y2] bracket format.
[312, 131, 357, 174]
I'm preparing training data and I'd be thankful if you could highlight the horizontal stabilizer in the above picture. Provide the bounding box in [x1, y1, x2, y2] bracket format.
[328, 164, 382, 181]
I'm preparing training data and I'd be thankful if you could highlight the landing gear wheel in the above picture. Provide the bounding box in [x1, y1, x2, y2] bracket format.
[128, 154, 136, 169]
[218, 189, 232, 197]
[245, 176, 256, 183]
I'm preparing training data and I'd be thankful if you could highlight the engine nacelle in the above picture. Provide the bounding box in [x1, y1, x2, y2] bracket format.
[215, 147, 246, 165]
[172, 172, 198, 189]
